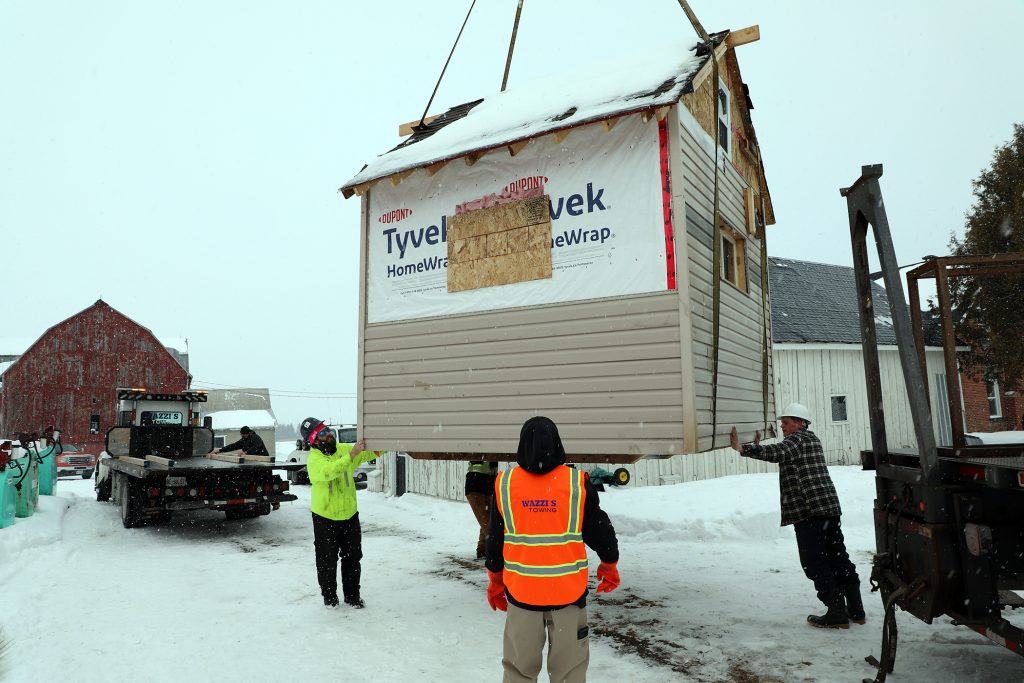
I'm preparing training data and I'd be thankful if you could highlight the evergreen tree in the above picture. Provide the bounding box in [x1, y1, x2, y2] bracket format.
[949, 124, 1024, 387]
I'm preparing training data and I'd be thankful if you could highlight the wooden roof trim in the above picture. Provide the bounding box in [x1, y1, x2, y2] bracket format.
[725, 25, 759, 48]
[687, 41, 730, 93]
[398, 114, 441, 137]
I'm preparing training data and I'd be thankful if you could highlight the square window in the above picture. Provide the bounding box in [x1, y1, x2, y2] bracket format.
[831, 395, 849, 423]
[214, 436, 226, 449]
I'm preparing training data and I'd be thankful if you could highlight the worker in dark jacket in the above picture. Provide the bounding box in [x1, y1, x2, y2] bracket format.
[730, 402, 863, 629]
[214, 426, 269, 456]
[486, 416, 619, 683]
[466, 460, 499, 559]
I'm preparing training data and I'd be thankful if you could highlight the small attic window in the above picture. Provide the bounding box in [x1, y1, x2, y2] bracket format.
[717, 78, 731, 156]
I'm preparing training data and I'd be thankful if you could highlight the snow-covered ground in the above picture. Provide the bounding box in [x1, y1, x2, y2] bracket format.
[1, 465, 1021, 682]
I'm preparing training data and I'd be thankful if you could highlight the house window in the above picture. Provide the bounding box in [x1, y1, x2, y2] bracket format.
[717, 78, 731, 157]
[720, 223, 747, 291]
[831, 395, 849, 423]
[986, 380, 1002, 419]
[214, 436, 226, 449]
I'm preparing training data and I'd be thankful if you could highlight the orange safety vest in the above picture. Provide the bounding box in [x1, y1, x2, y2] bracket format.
[494, 465, 588, 605]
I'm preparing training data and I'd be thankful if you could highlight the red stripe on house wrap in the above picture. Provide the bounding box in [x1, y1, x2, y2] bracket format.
[658, 117, 676, 290]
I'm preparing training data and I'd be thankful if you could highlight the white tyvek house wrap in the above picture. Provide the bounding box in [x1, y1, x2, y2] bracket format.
[365, 115, 667, 323]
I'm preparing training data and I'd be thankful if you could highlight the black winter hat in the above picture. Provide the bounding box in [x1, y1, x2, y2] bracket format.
[240, 426, 252, 434]
[516, 416, 566, 475]
[300, 416, 325, 445]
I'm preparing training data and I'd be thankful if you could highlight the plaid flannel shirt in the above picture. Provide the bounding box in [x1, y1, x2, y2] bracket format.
[742, 428, 841, 526]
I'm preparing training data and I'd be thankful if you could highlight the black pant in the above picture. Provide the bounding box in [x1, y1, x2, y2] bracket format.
[794, 515, 859, 605]
[312, 512, 362, 601]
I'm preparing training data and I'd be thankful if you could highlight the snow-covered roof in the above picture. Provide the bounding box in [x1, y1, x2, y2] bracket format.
[340, 37, 709, 194]
[206, 409, 276, 430]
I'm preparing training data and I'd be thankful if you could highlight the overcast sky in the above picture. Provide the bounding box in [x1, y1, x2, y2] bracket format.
[3, 0, 1022, 426]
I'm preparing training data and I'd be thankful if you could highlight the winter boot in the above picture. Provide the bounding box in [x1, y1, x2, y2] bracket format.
[807, 595, 850, 629]
[845, 582, 866, 625]
[344, 596, 365, 609]
[323, 594, 340, 608]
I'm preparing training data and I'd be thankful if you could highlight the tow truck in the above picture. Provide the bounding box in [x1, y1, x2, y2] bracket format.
[96, 388, 302, 527]
[842, 165, 1024, 681]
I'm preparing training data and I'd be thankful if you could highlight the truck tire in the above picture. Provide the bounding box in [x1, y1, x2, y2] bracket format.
[119, 477, 146, 528]
[613, 468, 630, 486]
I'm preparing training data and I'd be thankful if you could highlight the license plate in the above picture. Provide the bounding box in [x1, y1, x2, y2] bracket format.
[166, 476, 187, 487]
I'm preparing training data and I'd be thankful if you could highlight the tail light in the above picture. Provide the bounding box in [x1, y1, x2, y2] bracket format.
[149, 488, 160, 498]
[262, 483, 271, 493]
[198, 487, 205, 497]
[176, 488, 185, 497]
[279, 480, 289, 492]
[247, 484, 256, 495]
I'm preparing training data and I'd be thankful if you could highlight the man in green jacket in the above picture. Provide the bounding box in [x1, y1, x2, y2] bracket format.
[300, 416, 378, 609]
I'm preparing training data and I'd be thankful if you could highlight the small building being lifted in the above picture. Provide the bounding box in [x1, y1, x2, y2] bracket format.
[340, 24, 776, 463]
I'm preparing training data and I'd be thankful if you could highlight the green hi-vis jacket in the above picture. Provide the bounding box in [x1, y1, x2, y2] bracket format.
[307, 443, 378, 521]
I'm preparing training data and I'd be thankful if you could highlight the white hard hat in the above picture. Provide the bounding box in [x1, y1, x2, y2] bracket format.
[780, 402, 812, 424]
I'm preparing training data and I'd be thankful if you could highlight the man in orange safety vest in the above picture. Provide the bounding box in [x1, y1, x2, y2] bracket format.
[485, 416, 620, 683]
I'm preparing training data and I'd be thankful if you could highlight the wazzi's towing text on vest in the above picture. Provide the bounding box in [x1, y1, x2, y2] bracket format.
[381, 182, 613, 279]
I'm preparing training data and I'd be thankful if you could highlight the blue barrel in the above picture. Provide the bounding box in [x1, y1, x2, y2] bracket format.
[14, 454, 39, 518]
[37, 445, 58, 496]
[0, 471, 16, 528]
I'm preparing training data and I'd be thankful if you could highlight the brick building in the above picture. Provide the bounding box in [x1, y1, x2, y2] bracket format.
[960, 368, 1024, 433]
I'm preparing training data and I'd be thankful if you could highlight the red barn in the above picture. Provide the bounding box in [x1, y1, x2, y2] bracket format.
[0, 300, 189, 454]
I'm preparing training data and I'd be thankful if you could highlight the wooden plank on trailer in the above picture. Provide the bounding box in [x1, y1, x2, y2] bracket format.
[119, 456, 150, 468]
[209, 453, 245, 464]
[146, 455, 176, 467]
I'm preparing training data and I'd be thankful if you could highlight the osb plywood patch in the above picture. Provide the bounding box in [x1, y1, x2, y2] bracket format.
[447, 195, 552, 292]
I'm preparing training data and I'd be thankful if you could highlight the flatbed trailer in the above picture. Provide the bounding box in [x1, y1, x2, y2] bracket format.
[98, 455, 302, 524]
[842, 166, 1024, 680]
[95, 388, 304, 527]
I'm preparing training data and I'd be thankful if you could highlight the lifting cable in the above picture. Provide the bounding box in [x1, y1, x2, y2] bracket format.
[415, 0, 479, 131]
[501, 0, 525, 92]
[758, 182, 771, 433]
[677, 0, 724, 447]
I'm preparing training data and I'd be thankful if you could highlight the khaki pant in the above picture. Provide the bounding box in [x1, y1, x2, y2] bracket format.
[502, 603, 589, 683]
[466, 491, 491, 558]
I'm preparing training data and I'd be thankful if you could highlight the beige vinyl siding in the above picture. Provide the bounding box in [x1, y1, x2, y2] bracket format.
[361, 292, 686, 456]
[675, 109, 775, 451]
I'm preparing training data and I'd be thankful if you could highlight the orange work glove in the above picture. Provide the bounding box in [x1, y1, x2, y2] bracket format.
[596, 562, 620, 593]
[487, 570, 508, 611]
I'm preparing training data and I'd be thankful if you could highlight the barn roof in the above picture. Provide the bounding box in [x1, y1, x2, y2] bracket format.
[769, 258, 943, 346]
[340, 36, 716, 196]
[0, 300, 190, 378]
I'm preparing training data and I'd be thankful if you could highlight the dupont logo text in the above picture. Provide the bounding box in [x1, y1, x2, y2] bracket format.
[378, 208, 413, 224]
[503, 176, 548, 194]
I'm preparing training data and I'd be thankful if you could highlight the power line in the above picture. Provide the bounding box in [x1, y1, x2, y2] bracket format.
[191, 378, 356, 398]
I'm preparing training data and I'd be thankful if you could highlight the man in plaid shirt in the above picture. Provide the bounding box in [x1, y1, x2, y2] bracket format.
[730, 403, 863, 629]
